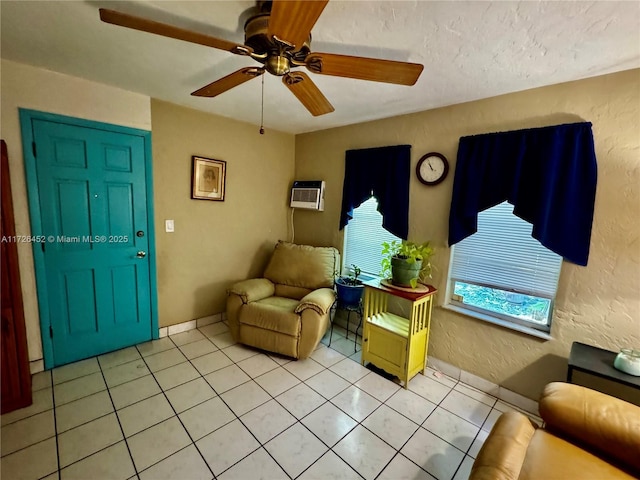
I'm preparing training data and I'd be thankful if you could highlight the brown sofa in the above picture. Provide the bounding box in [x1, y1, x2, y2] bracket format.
[470, 382, 640, 480]
[226, 241, 339, 359]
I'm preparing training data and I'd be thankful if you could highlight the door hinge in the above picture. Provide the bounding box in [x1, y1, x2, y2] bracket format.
[32, 142, 37, 158]
[49, 325, 53, 338]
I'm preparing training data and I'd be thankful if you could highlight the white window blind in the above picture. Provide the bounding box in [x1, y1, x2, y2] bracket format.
[343, 197, 400, 276]
[449, 202, 562, 298]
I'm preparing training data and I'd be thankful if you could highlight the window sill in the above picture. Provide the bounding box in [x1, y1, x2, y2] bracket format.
[441, 304, 553, 341]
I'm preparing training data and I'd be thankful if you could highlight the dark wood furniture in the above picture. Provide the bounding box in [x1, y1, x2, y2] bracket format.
[567, 341, 640, 390]
[1, 139, 33, 414]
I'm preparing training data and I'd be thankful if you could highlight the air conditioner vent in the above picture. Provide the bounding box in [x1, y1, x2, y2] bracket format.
[290, 180, 325, 211]
[292, 188, 318, 203]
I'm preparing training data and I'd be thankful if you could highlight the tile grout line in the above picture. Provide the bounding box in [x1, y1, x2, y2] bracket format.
[92, 353, 141, 479]
[133, 335, 220, 479]
[68, 335, 236, 450]
[50, 369, 62, 480]
[7, 323, 521, 480]
[57, 350, 477, 480]
[407, 383, 495, 477]
[271, 349, 396, 479]
[148, 330, 310, 478]
[0, 371, 61, 473]
[196, 337, 304, 478]
[212, 333, 449, 480]
[188, 327, 358, 478]
[0, 398, 53, 429]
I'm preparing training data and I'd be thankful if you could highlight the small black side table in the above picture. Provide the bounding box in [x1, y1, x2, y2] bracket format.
[567, 342, 640, 390]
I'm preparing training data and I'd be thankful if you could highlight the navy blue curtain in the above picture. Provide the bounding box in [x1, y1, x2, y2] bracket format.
[449, 122, 597, 266]
[339, 145, 410, 239]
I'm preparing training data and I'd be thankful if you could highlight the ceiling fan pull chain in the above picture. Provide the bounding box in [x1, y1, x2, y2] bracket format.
[259, 74, 265, 135]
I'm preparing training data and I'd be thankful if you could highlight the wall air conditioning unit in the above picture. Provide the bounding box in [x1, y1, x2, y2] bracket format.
[290, 180, 325, 211]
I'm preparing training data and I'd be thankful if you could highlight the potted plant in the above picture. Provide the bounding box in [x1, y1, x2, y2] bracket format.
[335, 264, 365, 307]
[381, 240, 435, 288]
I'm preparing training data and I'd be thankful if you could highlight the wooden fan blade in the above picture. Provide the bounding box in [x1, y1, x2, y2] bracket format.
[283, 72, 334, 116]
[306, 53, 423, 86]
[99, 9, 252, 55]
[268, 1, 328, 50]
[191, 68, 264, 97]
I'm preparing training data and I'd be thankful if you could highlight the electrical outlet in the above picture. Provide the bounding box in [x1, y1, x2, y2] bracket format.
[165, 220, 175, 233]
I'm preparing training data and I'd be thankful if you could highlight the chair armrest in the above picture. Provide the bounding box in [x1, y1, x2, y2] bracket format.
[539, 382, 640, 474]
[295, 288, 336, 315]
[470, 411, 538, 480]
[227, 278, 275, 303]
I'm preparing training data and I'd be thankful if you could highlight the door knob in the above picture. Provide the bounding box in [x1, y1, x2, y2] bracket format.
[136, 251, 147, 258]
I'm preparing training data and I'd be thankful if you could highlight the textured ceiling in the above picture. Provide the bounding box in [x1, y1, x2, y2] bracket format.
[1, 1, 639, 134]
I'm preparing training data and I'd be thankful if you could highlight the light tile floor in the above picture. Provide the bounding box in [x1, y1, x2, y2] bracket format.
[1, 322, 542, 480]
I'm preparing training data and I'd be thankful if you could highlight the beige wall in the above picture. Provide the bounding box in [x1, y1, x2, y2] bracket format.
[0, 59, 152, 363]
[294, 69, 640, 401]
[1, 59, 294, 364]
[150, 100, 295, 327]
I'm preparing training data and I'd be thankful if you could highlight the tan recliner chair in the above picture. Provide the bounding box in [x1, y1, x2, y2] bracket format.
[470, 382, 640, 480]
[226, 241, 339, 359]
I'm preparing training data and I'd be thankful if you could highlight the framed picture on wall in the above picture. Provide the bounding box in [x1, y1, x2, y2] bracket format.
[191, 156, 226, 201]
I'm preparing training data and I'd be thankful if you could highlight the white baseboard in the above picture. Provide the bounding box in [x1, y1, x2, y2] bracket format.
[159, 312, 224, 338]
[26, 312, 537, 414]
[29, 359, 44, 374]
[427, 355, 539, 415]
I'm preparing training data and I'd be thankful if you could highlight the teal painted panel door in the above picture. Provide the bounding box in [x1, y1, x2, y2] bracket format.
[33, 119, 152, 366]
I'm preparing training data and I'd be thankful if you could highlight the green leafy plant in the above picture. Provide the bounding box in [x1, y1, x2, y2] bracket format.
[381, 240, 435, 287]
[340, 264, 362, 286]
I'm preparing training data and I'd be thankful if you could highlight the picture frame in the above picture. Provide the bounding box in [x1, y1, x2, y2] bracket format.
[191, 156, 226, 201]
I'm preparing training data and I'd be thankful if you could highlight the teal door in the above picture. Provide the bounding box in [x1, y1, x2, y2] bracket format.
[23, 112, 157, 367]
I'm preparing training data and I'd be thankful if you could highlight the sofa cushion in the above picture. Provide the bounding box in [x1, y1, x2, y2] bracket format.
[519, 430, 636, 480]
[539, 382, 640, 474]
[238, 297, 301, 337]
[264, 241, 338, 290]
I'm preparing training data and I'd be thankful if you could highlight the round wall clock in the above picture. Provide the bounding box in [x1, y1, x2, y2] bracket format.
[416, 152, 449, 186]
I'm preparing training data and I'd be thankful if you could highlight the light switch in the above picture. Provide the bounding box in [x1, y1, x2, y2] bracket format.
[165, 220, 175, 233]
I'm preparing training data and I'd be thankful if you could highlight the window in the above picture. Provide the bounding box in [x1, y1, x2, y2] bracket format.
[447, 201, 562, 333]
[343, 197, 400, 277]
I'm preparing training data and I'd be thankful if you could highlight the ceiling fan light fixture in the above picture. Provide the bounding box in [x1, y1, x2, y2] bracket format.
[265, 55, 290, 76]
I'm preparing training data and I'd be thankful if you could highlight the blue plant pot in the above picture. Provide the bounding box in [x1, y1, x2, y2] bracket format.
[336, 278, 364, 307]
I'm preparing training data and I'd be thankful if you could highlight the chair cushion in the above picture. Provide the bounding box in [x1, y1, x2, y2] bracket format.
[227, 278, 275, 303]
[539, 382, 640, 474]
[239, 325, 299, 358]
[275, 284, 312, 300]
[519, 430, 635, 480]
[264, 241, 338, 290]
[238, 297, 301, 337]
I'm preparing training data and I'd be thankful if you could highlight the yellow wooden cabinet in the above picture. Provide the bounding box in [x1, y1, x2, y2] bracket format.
[361, 280, 436, 389]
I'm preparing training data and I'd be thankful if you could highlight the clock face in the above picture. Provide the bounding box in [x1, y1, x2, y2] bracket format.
[416, 152, 449, 186]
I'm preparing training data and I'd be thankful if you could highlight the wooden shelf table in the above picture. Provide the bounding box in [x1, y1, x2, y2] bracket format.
[361, 279, 437, 389]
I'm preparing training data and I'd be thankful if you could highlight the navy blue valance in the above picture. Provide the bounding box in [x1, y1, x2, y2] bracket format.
[448, 122, 597, 266]
[339, 145, 410, 239]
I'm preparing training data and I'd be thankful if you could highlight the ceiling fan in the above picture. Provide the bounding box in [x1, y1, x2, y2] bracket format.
[99, 1, 424, 117]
